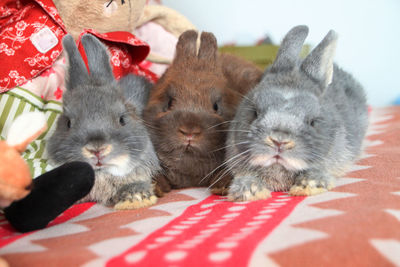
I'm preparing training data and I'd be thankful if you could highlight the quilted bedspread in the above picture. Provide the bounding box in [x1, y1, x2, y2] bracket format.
[0, 106, 399, 267]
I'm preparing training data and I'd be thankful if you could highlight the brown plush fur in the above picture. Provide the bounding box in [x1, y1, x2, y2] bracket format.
[143, 30, 263, 194]
[53, 0, 146, 40]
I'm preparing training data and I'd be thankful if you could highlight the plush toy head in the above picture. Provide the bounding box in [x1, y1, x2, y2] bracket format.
[53, 0, 146, 40]
[0, 113, 47, 208]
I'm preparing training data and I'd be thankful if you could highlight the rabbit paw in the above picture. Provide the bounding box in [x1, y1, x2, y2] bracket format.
[289, 176, 333, 196]
[210, 173, 233, 196]
[113, 183, 157, 210]
[210, 186, 230, 196]
[153, 174, 172, 197]
[227, 175, 271, 202]
[114, 193, 157, 210]
[114, 194, 157, 210]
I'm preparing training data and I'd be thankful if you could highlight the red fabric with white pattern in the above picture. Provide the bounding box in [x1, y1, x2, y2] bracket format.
[0, 0, 156, 94]
[0, 192, 304, 266]
[107, 193, 304, 266]
[0, 101, 399, 265]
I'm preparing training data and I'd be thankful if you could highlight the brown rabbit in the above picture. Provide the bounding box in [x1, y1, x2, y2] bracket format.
[143, 30, 263, 195]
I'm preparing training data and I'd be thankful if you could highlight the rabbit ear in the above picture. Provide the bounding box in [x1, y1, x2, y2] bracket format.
[174, 30, 198, 65]
[81, 34, 115, 82]
[119, 75, 152, 114]
[63, 35, 89, 89]
[198, 32, 217, 62]
[301, 30, 338, 88]
[270, 25, 309, 73]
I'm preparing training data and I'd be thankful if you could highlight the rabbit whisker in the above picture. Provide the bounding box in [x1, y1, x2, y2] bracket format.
[135, 117, 162, 131]
[209, 141, 250, 153]
[215, 129, 251, 133]
[206, 120, 232, 130]
[239, 108, 259, 111]
[234, 91, 257, 106]
[208, 154, 248, 189]
[199, 148, 252, 185]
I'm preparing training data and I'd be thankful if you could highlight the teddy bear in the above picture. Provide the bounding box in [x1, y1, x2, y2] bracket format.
[52, 0, 196, 77]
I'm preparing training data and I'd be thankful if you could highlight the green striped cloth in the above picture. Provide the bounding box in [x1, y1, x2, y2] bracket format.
[0, 87, 62, 178]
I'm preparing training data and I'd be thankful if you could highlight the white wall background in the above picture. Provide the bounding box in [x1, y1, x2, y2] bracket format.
[163, 0, 400, 106]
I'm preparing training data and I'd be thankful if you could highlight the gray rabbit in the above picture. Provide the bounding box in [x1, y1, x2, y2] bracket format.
[47, 34, 160, 209]
[225, 25, 368, 201]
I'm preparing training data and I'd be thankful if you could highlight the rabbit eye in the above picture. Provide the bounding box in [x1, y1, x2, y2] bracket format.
[164, 97, 174, 111]
[162, 98, 173, 112]
[213, 102, 219, 112]
[309, 117, 320, 127]
[119, 116, 126, 126]
[67, 119, 71, 128]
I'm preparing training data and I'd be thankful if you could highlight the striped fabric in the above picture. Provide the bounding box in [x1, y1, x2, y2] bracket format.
[0, 87, 62, 178]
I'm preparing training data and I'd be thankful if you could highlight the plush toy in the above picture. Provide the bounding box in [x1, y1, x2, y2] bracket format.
[0, 0, 157, 98]
[52, 0, 196, 77]
[0, 0, 195, 96]
[0, 113, 95, 233]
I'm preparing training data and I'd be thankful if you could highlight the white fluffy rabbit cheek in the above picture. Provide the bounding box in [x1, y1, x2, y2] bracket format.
[80, 142, 132, 177]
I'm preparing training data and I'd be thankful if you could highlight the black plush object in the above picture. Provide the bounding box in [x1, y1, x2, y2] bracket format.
[4, 161, 94, 233]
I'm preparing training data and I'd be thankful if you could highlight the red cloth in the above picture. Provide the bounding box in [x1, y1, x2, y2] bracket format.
[0, 0, 156, 93]
[107, 193, 304, 267]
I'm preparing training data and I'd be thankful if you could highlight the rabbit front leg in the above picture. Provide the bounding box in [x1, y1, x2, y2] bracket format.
[112, 180, 157, 210]
[227, 172, 271, 202]
[209, 172, 233, 196]
[152, 173, 172, 197]
[289, 169, 335, 196]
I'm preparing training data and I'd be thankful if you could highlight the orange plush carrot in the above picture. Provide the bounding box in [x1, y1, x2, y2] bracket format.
[0, 112, 47, 208]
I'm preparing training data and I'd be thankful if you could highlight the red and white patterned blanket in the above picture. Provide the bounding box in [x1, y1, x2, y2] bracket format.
[1, 106, 399, 266]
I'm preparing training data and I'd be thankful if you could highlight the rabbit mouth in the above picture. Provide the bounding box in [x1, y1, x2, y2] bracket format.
[91, 154, 132, 176]
[250, 154, 307, 171]
[251, 154, 283, 167]
[181, 143, 201, 154]
[87, 157, 105, 169]
[86, 158, 112, 170]
[174, 139, 202, 152]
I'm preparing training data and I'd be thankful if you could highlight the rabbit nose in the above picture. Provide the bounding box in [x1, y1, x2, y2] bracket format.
[83, 144, 112, 159]
[266, 137, 295, 151]
[272, 139, 284, 148]
[179, 126, 202, 140]
[91, 149, 103, 159]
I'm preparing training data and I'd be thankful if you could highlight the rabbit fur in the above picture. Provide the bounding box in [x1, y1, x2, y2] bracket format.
[47, 34, 160, 209]
[143, 30, 263, 195]
[225, 25, 368, 201]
